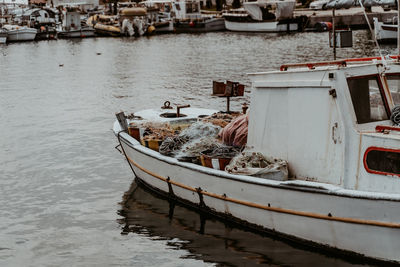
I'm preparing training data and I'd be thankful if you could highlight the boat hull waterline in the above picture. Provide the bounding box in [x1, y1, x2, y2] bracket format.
[6, 28, 37, 42]
[116, 128, 400, 264]
[174, 18, 225, 33]
[224, 20, 298, 32]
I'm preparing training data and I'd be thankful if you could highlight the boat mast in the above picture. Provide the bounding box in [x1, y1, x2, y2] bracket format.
[358, 0, 385, 62]
[396, 0, 400, 55]
[332, 8, 336, 60]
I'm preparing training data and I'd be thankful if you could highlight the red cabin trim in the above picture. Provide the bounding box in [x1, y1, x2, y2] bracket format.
[280, 55, 400, 71]
[376, 125, 400, 133]
[363, 146, 400, 177]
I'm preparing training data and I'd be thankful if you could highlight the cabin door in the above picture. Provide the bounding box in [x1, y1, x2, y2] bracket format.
[287, 87, 344, 185]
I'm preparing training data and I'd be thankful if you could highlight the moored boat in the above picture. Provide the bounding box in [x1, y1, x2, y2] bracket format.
[114, 56, 400, 264]
[3, 24, 37, 42]
[173, 0, 225, 33]
[22, 7, 58, 40]
[140, 1, 174, 33]
[58, 8, 95, 38]
[373, 17, 397, 43]
[223, 0, 301, 32]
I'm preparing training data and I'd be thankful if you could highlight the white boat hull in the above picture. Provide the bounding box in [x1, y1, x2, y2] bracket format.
[115, 124, 400, 264]
[373, 17, 397, 43]
[6, 29, 37, 42]
[57, 29, 96, 38]
[224, 20, 298, 32]
[175, 18, 225, 33]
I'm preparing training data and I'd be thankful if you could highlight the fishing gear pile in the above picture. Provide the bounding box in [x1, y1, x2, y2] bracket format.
[225, 152, 288, 180]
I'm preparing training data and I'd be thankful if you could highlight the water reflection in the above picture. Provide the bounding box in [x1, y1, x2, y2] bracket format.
[119, 181, 375, 267]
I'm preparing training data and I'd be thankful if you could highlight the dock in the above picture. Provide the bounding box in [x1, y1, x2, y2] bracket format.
[295, 6, 397, 29]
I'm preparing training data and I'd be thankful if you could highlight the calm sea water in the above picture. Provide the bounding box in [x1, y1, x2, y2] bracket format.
[0, 31, 395, 267]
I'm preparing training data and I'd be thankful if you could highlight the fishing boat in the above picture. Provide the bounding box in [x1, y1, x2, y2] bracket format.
[22, 8, 58, 40]
[222, 0, 301, 32]
[173, 0, 225, 33]
[58, 8, 95, 38]
[2, 25, 37, 41]
[373, 17, 397, 43]
[141, 0, 174, 33]
[114, 56, 400, 264]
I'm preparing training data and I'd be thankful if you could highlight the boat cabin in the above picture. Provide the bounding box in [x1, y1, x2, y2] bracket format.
[173, 0, 201, 20]
[140, 0, 174, 22]
[248, 57, 400, 194]
[60, 8, 82, 31]
[225, 0, 296, 22]
[243, 0, 295, 21]
[22, 8, 57, 26]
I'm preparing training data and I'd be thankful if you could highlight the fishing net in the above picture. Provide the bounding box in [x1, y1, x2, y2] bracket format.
[200, 112, 242, 128]
[139, 122, 177, 141]
[175, 137, 222, 162]
[225, 152, 288, 180]
[159, 121, 221, 159]
[159, 136, 190, 156]
[178, 121, 221, 140]
[201, 146, 240, 158]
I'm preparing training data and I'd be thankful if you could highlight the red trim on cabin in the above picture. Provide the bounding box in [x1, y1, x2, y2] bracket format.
[280, 56, 400, 71]
[381, 25, 397, 32]
[376, 125, 400, 133]
[363, 146, 400, 177]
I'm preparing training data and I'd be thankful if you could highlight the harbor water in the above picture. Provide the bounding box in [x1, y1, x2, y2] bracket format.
[0, 31, 395, 266]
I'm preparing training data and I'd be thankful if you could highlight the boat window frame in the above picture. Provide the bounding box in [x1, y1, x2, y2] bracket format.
[363, 146, 400, 177]
[346, 74, 391, 124]
[382, 72, 400, 106]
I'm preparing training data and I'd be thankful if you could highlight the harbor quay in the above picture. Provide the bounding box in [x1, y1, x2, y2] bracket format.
[295, 6, 397, 29]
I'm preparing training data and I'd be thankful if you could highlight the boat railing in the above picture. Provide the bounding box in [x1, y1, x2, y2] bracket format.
[280, 55, 400, 71]
[376, 125, 400, 133]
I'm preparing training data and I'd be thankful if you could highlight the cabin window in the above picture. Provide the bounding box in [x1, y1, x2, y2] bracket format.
[186, 2, 198, 13]
[347, 76, 388, 124]
[385, 74, 400, 106]
[364, 147, 400, 176]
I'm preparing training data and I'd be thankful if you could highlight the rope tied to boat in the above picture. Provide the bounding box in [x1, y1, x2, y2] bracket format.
[390, 105, 400, 125]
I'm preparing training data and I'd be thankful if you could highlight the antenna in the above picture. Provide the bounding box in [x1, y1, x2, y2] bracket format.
[358, 0, 387, 67]
[398, 0, 400, 56]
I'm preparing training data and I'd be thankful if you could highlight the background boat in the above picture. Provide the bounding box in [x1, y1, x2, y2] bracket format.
[373, 16, 397, 43]
[223, 0, 300, 32]
[3, 25, 37, 41]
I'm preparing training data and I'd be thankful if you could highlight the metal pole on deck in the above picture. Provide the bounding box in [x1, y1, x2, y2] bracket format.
[333, 8, 336, 60]
[398, 0, 400, 56]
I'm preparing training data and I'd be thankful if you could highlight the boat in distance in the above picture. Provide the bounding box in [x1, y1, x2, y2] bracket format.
[223, 0, 300, 32]
[2, 25, 37, 42]
[114, 56, 400, 264]
[373, 17, 398, 43]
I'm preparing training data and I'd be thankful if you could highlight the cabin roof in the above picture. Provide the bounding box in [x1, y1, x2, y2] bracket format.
[249, 58, 400, 88]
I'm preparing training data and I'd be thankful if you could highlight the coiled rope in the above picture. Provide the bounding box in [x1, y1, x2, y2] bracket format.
[391, 105, 400, 125]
